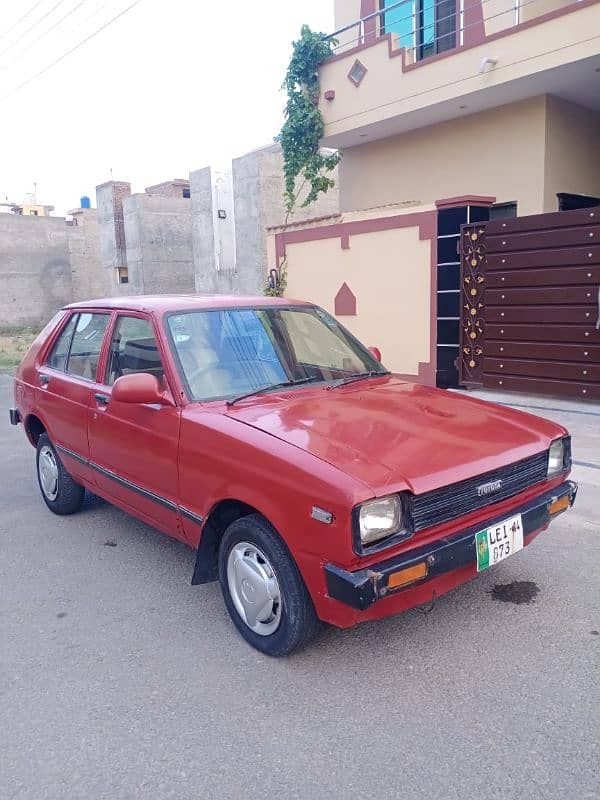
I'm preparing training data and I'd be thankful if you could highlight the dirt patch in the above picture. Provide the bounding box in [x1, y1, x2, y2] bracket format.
[0, 328, 38, 370]
[490, 581, 540, 605]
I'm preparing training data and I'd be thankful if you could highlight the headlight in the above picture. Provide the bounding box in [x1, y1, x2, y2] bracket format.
[547, 438, 565, 476]
[358, 495, 403, 546]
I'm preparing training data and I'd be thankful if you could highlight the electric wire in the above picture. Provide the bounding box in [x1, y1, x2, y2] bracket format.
[0, 0, 145, 104]
[0, 0, 70, 58]
[71, 0, 122, 35]
[0, 0, 46, 42]
[0, 0, 92, 71]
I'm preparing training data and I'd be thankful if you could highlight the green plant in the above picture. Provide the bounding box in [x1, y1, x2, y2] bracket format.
[0, 327, 38, 370]
[267, 25, 340, 296]
[279, 25, 340, 213]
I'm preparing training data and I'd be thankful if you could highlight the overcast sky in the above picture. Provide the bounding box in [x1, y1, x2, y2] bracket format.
[0, 0, 334, 215]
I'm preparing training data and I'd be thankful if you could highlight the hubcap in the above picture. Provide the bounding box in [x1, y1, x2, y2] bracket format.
[38, 445, 59, 501]
[226, 542, 282, 636]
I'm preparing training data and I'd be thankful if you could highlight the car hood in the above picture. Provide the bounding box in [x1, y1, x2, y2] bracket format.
[224, 377, 563, 495]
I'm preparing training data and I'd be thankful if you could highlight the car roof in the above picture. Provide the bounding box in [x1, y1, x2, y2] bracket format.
[63, 295, 313, 313]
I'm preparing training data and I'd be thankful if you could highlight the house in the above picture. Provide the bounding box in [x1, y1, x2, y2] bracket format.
[267, 0, 600, 399]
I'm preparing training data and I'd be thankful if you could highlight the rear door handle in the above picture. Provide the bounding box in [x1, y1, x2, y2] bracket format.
[39, 373, 50, 386]
[94, 393, 110, 405]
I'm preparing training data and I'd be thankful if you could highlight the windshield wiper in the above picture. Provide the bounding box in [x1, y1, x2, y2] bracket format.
[226, 376, 320, 406]
[327, 370, 390, 390]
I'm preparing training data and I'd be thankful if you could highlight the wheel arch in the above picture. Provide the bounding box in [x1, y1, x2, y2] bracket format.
[24, 413, 47, 447]
[191, 498, 268, 585]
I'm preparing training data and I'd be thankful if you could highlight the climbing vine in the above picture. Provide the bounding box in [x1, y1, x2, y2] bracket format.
[265, 25, 340, 297]
[279, 25, 340, 213]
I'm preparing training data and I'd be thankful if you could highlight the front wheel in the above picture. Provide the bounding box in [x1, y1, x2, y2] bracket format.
[36, 434, 85, 515]
[218, 514, 320, 656]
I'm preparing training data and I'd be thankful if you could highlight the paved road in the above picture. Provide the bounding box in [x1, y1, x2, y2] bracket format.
[1, 373, 598, 800]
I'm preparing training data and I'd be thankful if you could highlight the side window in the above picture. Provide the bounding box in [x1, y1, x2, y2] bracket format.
[106, 315, 164, 386]
[46, 314, 78, 371]
[66, 313, 110, 380]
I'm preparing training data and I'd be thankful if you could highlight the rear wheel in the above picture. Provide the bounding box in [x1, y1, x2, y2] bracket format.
[218, 514, 320, 656]
[36, 434, 84, 515]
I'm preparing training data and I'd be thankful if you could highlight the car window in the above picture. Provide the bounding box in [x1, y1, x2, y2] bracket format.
[167, 306, 383, 402]
[66, 313, 110, 380]
[106, 315, 164, 386]
[280, 309, 365, 374]
[168, 310, 287, 401]
[46, 314, 78, 371]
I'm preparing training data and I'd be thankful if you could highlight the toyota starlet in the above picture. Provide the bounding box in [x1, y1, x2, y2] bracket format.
[10, 295, 577, 655]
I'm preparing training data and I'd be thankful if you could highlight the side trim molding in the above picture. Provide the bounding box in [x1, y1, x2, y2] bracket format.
[56, 443, 87, 466]
[179, 506, 205, 526]
[55, 443, 203, 524]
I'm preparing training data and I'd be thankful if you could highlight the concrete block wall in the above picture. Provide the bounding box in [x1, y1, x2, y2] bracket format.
[67, 208, 108, 300]
[123, 193, 194, 294]
[96, 145, 340, 299]
[145, 179, 190, 199]
[190, 167, 218, 292]
[96, 180, 131, 295]
[233, 144, 340, 295]
[0, 214, 73, 328]
[0, 142, 341, 331]
[190, 167, 237, 294]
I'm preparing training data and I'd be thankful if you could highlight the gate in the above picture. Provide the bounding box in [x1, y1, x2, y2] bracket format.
[459, 207, 600, 400]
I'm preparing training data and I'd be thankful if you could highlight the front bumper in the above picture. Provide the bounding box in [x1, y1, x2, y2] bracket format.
[325, 480, 577, 611]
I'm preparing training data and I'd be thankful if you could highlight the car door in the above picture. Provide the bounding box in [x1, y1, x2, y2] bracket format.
[87, 312, 184, 540]
[36, 311, 111, 484]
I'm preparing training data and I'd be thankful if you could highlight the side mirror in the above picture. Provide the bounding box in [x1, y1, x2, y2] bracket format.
[111, 373, 174, 406]
[368, 346, 382, 362]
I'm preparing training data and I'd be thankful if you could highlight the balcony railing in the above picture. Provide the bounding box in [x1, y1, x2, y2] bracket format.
[326, 0, 581, 63]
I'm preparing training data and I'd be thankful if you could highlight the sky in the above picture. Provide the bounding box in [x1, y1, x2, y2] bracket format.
[0, 0, 334, 215]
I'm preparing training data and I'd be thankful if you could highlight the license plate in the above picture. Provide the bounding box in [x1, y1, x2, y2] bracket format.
[475, 514, 523, 572]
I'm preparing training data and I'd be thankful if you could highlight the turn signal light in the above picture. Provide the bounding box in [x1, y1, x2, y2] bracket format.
[387, 562, 428, 589]
[548, 495, 570, 516]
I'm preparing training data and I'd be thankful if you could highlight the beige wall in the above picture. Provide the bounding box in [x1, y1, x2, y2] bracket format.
[483, 0, 517, 35]
[338, 97, 548, 215]
[519, 0, 574, 24]
[334, 0, 362, 29]
[267, 206, 434, 377]
[319, 3, 598, 142]
[333, 0, 364, 50]
[543, 96, 600, 211]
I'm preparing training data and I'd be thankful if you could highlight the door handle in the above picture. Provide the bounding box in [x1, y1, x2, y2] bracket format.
[94, 393, 110, 405]
[39, 374, 50, 386]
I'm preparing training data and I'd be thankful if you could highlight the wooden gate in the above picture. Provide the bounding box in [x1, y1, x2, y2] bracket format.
[459, 207, 600, 400]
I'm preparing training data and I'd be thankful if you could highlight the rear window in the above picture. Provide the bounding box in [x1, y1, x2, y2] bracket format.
[45, 312, 110, 380]
[46, 315, 78, 371]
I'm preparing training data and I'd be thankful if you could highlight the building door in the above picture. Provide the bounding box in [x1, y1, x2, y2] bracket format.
[436, 202, 491, 388]
[459, 207, 600, 400]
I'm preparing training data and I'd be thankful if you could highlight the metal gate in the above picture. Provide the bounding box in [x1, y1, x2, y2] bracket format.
[459, 207, 600, 400]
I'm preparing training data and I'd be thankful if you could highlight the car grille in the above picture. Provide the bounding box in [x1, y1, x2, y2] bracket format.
[409, 450, 550, 532]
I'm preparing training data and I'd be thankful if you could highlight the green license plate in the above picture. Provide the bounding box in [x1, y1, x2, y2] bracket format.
[475, 513, 523, 572]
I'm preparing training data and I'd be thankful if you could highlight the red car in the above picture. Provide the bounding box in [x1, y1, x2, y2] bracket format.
[10, 296, 576, 655]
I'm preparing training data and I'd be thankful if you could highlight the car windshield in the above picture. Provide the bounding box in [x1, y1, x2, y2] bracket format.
[166, 305, 388, 402]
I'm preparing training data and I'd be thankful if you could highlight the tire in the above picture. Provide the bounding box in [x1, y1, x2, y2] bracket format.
[218, 513, 320, 656]
[36, 433, 85, 515]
